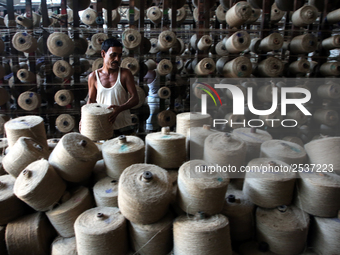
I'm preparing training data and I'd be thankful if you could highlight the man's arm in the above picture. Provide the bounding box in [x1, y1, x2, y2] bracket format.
[87, 71, 97, 104]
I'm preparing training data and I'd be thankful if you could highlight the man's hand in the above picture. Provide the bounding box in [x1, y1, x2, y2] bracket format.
[108, 105, 121, 123]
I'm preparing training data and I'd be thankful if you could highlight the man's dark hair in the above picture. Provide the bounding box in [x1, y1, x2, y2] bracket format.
[101, 37, 123, 52]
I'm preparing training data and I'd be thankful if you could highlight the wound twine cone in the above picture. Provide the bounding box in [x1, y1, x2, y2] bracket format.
[18, 91, 41, 111]
[122, 29, 141, 50]
[259, 33, 283, 52]
[55, 89, 74, 106]
[320, 62, 340, 76]
[158, 30, 177, 51]
[271, 3, 285, 22]
[147, 6, 163, 24]
[321, 35, 340, 50]
[67, 0, 91, 10]
[239, 241, 281, 255]
[257, 57, 284, 77]
[121, 57, 139, 76]
[225, 31, 251, 53]
[291, 5, 318, 27]
[17, 69, 36, 83]
[215, 41, 228, 56]
[91, 33, 108, 52]
[47, 32, 74, 57]
[313, 108, 339, 126]
[317, 82, 340, 99]
[197, 35, 212, 51]
[52, 236, 77, 255]
[194, 58, 216, 76]
[149, 38, 159, 53]
[289, 59, 310, 74]
[326, 8, 340, 24]
[12, 32, 37, 53]
[157, 110, 177, 127]
[94, 177, 119, 207]
[53, 60, 74, 79]
[176, 112, 212, 137]
[15, 15, 33, 28]
[158, 86, 171, 99]
[169, 7, 187, 24]
[226, 1, 252, 28]
[246, 8, 261, 24]
[290, 34, 317, 54]
[157, 59, 173, 76]
[81, 8, 97, 26]
[223, 56, 252, 78]
[56, 114, 75, 133]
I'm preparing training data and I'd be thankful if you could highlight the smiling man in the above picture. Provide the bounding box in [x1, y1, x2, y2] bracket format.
[87, 37, 139, 136]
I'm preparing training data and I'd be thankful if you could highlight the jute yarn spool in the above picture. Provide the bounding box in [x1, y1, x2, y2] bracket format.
[294, 171, 340, 217]
[256, 206, 309, 255]
[103, 9, 121, 26]
[14, 159, 66, 212]
[258, 33, 283, 52]
[157, 110, 176, 127]
[194, 58, 216, 76]
[81, 8, 97, 26]
[173, 214, 232, 255]
[0, 87, 9, 106]
[12, 32, 37, 53]
[47, 32, 74, 57]
[80, 103, 114, 141]
[222, 189, 255, 242]
[15, 15, 33, 28]
[291, 5, 318, 27]
[225, 31, 251, 53]
[275, 0, 294, 11]
[287, 110, 308, 125]
[216, 56, 229, 74]
[319, 62, 340, 76]
[28, 12, 41, 27]
[157, 59, 173, 76]
[52, 236, 77, 255]
[158, 30, 177, 51]
[92, 58, 103, 71]
[46, 186, 94, 237]
[48, 132, 100, 182]
[146, 127, 186, 169]
[204, 133, 246, 173]
[169, 7, 187, 24]
[289, 59, 310, 74]
[310, 216, 340, 254]
[130, 86, 146, 109]
[177, 160, 229, 215]
[176, 112, 211, 137]
[313, 108, 339, 126]
[0, 226, 6, 254]
[243, 158, 296, 208]
[4, 115, 47, 149]
[326, 8, 340, 24]
[2, 137, 48, 177]
[282, 136, 304, 147]
[118, 163, 172, 224]
[129, 212, 173, 255]
[91, 33, 108, 52]
[145, 59, 157, 70]
[321, 35, 340, 50]
[223, 56, 252, 78]
[147, 6, 162, 24]
[271, 3, 285, 22]
[226, 1, 252, 28]
[127, 7, 140, 23]
[238, 241, 280, 255]
[233, 128, 272, 162]
[86, 42, 101, 56]
[56, 114, 75, 133]
[17, 69, 36, 83]
[215, 41, 228, 56]
[121, 57, 139, 76]
[93, 176, 119, 207]
[55, 89, 74, 106]
[197, 35, 213, 51]
[67, 0, 91, 10]
[53, 60, 74, 79]
[260, 140, 306, 164]
[149, 38, 160, 54]
[102, 135, 145, 179]
[93, 159, 106, 183]
[290, 34, 317, 54]
[6, 212, 56, 255]
[257, 57, 284, 77]
[74, 207, 128, 255]
[0, 174, 27, 225]
[317, 82, 340, 99]
[246, 8, 261, 24]
[122, 29, 141, 50]
[47, 138, 60, 153]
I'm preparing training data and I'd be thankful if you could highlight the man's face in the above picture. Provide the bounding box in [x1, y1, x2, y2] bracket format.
[102, 47, 122, 71]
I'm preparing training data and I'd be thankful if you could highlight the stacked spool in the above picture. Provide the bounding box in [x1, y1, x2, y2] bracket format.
[17, 69, 36, 83]
[225, 31, 251, 53]
[291, 5, 318, 27]
[222, 56, 252, 78]
[74, 207, 128, 255]
[157, 110, 177, 128]
[258, 33, 284, 52]
[122, 29, 142, 50]
[91, 33, 108, 52]
[46, 186, 94, 237]
[47, 32, 74, 57]
[320, 62, 340, 77]
[121, 57, 139, 76]
[176, 112, 212, 137]
[322, 35, 340, 50]
[290, 34, 317, 54]
[81, 103, 114, 141]
[102, 135, 145, 179]
[93, 177, 119, 207]
[81, 8, 97, 26]
[313, 108, 339, 126]
[271, 3, 285, 22]
[147, 6, 163, 24]
[317, 82, 340, 99]
[17, 91, 41, 111]
[12, 32, 37, 53]
[53, 60, 74, 79]
[169, 7, 187, 24]
[177, 160, 229, 215]
[243, 158, 296, 208]
[157, 59, 173, 76]
[51, 236, 77, 255]
[158, 30, 177, 51]
[48, 132, 100, 183]
[289, 59, 310, 75]
[146, 127, 186, 169]
[256, 57, 284, 77]
[56, 114, 75, 133]
[326, 8, 340, 24]
[118, 163, 172, 224]
[226, 1, 252, 27]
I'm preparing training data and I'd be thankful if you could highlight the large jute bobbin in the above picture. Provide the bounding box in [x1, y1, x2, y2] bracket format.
[174, 214, 232, 255]
[102, 135, 145, 179]
[17, 91, 41, 111]
[256, 206, 310, 255]
[122, 29, 141, 50]
[158, 30, 177, 51]
[17, 69, 36, 83]
[246, 8, 261, 24]
[157, 59, 173, 76]
[147, 6, 162, 24]
[260, 139, 307, 165]
[93, 177, 119, 207]
[233, 127, 272, 162]
[14, 159, 66, 211]
[294, 171, 340, 218]
[91, 33, 108, 52]
[121, 57, 139, 76]
[15, 15, 33, 28]
[243, 158, 296, 208]
[0, 174, 28, 225]
[222, 189, 255, 242]
[0, 87, 9, 106]
[226, 1, 252, 28]
[129, 212, 173, 255]
[290, 34, 317, 54]
[2, 137, 48, 177]
[225, 31, 251, 53]
[158, 110, 176, 127]
[81, 8, 97, 26]
[118, 163, 172, 224]
[47, 32, 74, 57]
[223, 56, 252, 78]
[176, 112, 211, 137]
[146, 127, 186, 169]
[49, 132, 100, 183]
[92, 58, 103, 71]
[271, 3, 285, 22]
[75, 207, 128, 255]
[56, 114, 75, 133]
[197, 35, 213, 51]
[313, 108, 339, 126]
[238, 241, 281, 255]
[177, 160, 229, 215]
[4, 115, 47, 149]
[194, 58, 216, 76]
[55, 89, 74, 106]
[169, 7, 187, 24]
[320, 62, 340, 76]
[67, 0, 90, 10]
[145, 59, 157, 70]
[53, 60, 74, 79]
[258, 33, 283, 52]
[317, 82, 340, 99]
[215, 41, 228, 56]
[289, 59, 310, 74]
[86, 42, 101, 56]
[46, 186, 94, 238]
[80, 103, 114, 141]
[6, 212, 57, 255]
[257, 57, 284, 77]
[291, 5, 318, 27]
[12, 32, 37, 53]
[52, 236, 77, 255]
[326, 8, 340, 24]
[321, 35, 340, 50]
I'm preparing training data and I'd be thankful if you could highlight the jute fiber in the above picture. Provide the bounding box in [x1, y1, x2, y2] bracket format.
[81, 8, 97, 26]
[168, 7, 187, 23]
[47, 32, 74, 57]
[216, 56, 229, 74]
[291, 5, 318, 27]
[226, 1, 252, 27]
[326, 8, 340, 24]
[93, 176, 119, 207]
[121, 57, 139, 76]
[158, 86, 171, 99]
[15, 15, 33, 28]
[17, 69, 36, 83]
[51, 236, 77, 255]
[118, 163, 172, 224]
[158, 30, 177, 50]
[271, 3, 285, 22]
[215, 41, 228, 56]
[147, 6, 163, 24]
[122, 29, 141, 50]
[289, 59, 310, 74]
[317, 82, 340, 99]
[321, 35, 340, 50]
[259, 33, 283, 52]
[93, 159, 106, 183]
[149, 38, 160, 54]
[320, 62, 340, 76]
[103, 9, 121, 26]
[12, 32, 37, 53]
[313, 109, 339, 126]
[223, 56, 252, 78]
[197, 35, 212, 51]
[54, 89, 74, 106]
[157, 110, 176, 127]
[246, 8, 261, 24]
[157, 59, 173, 76]
[17, 91, 41, 111]
[53, 60, 74, 79]
[176, 112, 211, 137]
[290, 34, 317, 54]
[225, 31, 251, 53]
[257, 57, 284, 77]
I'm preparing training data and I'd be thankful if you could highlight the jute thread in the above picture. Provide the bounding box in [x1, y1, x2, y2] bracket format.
[194, 58, 216, 76]
[121, 57, 139, 76]
[56, 114, 75, 133]
[223, 56, 252, 78]
[157, 59, 173, 76]
[157, 110, 177, 127]
[290, 34, 317, 54]
[258, 33, 283, 52]
[291, 5, 318, 27]
[176, 112, 211, 137]
[17, 69, 36, 83]
[215, 41, 228, 56]
[271, 3, 285, 22]
[317, 82, 340, 99]
[147, 6, 163, 24]
[81, 8, 97, 26]
[94, 176, 119, 207]
[319, 62, 340, 76]
[158, 30, 177, 50]
[12, 32, 37, 53]
[289, 59, 310, 74]
[55, 89, 74, 106]
[226, 1, 252, 28]
[326, 8, 340, 24]
[91, 33, 108, 52]
[225, 31, 251, 53]
[169, 7, 187, 24]
[53, 60, 74, 79]
[257, 57, 284, 77]
[51, 236, 77, 255]
[122, 29, 141, 50]
[313, 109, 339, 126]
[47, 32, 74, 57]
[321, 35, 340, 50]
[15, 15, 33, 28]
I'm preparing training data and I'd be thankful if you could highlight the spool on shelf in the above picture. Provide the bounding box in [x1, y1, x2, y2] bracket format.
[55, 89, 74, 106]
[291, 5, 318, 27]
[222, 56, 252, 78]
[81, 8, 97, 26]
[93, 177, 119, 207]
[158, 110, 177, 127]
[17, 69, 36, 83]
[47, 32, 74, 57]
[122, 29, 141, 50]
[289, 34, 317, 54]
[256, 57, 284, 77]
[258, 33, 284, 52]
[91, 33, 108, 52]
[225, 31, 251, 53]
[121, 57, 139, 76]
[317, 82, 340, 99]
[12, 32, 37, 53]
[313, 109, 339, 126]
[18, 91, 41, 111]
[226, 1, 252, 28]
[53, 60, 74, 79]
